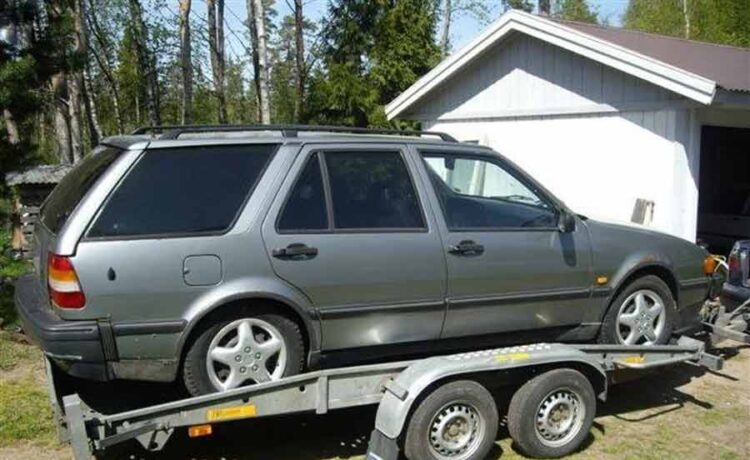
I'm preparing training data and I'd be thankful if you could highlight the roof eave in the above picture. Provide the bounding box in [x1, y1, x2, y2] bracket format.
[386, 10, 717, 120]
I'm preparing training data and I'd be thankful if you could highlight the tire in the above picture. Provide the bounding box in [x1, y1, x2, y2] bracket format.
[507, 369, 595, 459]
[182, 309, 304, 396]
[598, 275, 676, 345]
[404, 380, 498, 460]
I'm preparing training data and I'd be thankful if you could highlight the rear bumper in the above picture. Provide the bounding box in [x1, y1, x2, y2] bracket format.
[14, 275, 113, 381]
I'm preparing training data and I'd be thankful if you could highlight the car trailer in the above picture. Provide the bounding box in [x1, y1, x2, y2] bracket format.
[44, 328, 749, 460]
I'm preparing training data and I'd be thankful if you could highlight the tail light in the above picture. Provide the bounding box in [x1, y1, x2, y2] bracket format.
[47, 253, 86, 309]
[728, 253, 739, 275]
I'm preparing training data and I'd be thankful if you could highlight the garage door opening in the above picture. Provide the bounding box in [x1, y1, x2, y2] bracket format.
[698, 125, 750, 255]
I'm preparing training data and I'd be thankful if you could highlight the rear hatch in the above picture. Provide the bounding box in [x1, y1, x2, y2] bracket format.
[35, 147, 123, 300]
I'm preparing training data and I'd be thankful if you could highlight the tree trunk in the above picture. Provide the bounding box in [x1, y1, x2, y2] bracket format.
[67, 75, 84, 162]
[539, 0, 551, 15]
[179, 0, 193, 124]
[439, 0, 451, 57]
[207, 0, 227, 123]
[128, 0, 160, 127]
[246, 0, 261, 121]
[251, 0, 271, 124]
[294, 0, 305, 122]
[51, 74, 73, 164]
[3, 109, 19, 145]
[86, 1, 124, 133]
[74, 0, 101, 146]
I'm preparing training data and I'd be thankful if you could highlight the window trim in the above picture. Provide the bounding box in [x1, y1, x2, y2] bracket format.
[275, 147, 429, 235]
[82, 143, 280, 241]
[420, 150, 561, 233]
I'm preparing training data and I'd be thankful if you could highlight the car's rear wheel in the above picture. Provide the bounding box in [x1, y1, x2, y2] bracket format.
[183, 309, 304, 396]
[598, 275, 676, 345]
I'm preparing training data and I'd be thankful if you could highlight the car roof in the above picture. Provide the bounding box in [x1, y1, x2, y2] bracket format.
[99, 125, 490, 152]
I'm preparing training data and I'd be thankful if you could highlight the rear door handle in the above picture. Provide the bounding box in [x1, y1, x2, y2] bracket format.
[448, 240, 485, 256]
[272, 243, 319, 259]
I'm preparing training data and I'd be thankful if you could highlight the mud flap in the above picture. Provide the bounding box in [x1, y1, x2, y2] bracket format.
[366, 429, 400, 460]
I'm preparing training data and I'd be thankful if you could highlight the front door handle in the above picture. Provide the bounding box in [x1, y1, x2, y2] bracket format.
[448, 240, 485, 256]
[272, 243, 319, 260]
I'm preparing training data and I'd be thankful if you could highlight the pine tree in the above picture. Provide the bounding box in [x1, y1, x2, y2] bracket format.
[554, 0, 598, 23]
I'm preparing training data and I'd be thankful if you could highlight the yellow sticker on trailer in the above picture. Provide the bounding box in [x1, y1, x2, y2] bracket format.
[495, 352, 530, 363]
[622, 355, 646, 364]
[206, 404, 257, 422]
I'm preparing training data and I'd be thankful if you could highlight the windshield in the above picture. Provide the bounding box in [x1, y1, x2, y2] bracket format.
[40, 146, 122, 234]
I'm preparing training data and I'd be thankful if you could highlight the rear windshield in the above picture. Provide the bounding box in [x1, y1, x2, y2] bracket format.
[87, 144, 276, 238]
[41, 147, 122, 234]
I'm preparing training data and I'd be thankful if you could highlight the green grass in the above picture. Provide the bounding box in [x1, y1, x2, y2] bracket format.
[0, 378, 55, 447]
[0, 332, 36, 371]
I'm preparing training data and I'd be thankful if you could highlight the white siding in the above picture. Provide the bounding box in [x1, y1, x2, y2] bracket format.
[426, 108, 700, 241]
[407, 33, 685, 121]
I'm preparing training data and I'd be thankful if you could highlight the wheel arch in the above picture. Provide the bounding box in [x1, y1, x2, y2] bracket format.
[374, 358, 607, 441]
[176, 283, 321, 367]
[602, 262, 680, 322]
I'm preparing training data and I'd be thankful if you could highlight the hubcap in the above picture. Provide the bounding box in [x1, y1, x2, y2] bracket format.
[616, 289, 667, 345]
[206, 318, 286, 391]
[428, 403, 484, 459]
[535, 389, 585, 448]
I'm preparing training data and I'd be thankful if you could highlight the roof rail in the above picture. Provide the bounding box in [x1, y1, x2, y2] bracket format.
[130, 124, 458, 142]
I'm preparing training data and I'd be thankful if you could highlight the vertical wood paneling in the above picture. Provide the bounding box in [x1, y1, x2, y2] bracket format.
[411, 34, 687, 119]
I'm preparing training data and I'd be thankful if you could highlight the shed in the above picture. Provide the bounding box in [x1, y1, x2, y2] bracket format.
[6, 164, 72, 256]
[387, 10, 750, 253]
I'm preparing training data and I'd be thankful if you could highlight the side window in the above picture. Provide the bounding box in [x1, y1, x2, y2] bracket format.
[422, 152, 558, 230]
[88, 144, 276, 237]
[325, 151, 425, 230]
[277, 153, 329, 232]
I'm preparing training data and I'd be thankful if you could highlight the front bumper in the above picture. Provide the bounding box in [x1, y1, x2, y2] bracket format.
[14, 275, 114, 381]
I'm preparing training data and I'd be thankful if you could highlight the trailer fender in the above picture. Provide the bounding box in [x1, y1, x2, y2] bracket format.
[373, 344, 607, 440]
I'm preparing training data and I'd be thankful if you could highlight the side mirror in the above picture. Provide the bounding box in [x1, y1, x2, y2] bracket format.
[558, 211, 576, 233]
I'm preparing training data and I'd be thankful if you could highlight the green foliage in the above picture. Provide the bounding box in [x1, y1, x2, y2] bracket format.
[0, 1, 69, 190]
[554, 0, 598, 23]
[624, 0, 750, 46]
[503, 0, 534, 12]
[307, 0, 441, 127]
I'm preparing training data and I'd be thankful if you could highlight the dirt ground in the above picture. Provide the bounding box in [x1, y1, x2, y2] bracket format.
[0, 338, 748, 460]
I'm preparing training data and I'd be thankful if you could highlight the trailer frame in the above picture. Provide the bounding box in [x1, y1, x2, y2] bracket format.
[42, 332, 736, 460]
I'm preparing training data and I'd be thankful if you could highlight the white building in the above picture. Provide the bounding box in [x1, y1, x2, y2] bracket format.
[387, 11, 750, 252]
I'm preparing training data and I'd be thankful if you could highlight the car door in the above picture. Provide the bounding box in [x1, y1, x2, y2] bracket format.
[261, 144, 447, 351]
[414, 146, 594, 339]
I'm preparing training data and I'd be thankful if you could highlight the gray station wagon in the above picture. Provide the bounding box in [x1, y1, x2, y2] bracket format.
[15, 125, 715, 396]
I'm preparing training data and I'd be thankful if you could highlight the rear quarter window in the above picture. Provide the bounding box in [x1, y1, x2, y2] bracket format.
[41, 146, 122, 234]
[87, 144, 276, 238]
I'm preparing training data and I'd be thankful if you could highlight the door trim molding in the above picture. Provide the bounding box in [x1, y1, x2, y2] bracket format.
[319, 299, 446, 319]
[447, 287, 593, 309]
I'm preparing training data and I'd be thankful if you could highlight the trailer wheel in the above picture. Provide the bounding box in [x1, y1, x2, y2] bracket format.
[507, 369, 595, 458]
[404, 380, 498, 460]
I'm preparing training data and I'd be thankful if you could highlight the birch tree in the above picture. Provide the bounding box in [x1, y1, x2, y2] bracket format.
[250, 0, 271, 124]
[294, 0, 305, 122]
[207, 0, 227, 123]
[179, 0, 193, 124]
[127, 0, 160, 127]
[86, 0, 124, 133]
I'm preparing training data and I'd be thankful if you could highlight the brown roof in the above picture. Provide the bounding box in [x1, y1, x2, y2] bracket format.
[554, 19, 750, 92]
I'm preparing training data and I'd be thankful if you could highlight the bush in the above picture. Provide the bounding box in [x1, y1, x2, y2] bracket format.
[0, 225, 30, 329]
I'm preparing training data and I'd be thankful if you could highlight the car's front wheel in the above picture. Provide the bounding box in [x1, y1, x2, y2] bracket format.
[598, 275, 676, 345]
[183, 310, 304, 396]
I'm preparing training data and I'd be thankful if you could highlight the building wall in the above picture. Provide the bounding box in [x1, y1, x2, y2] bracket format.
[408, 33, 702, 241]
[406, 33, 685, 121]
[425, 108, 699, 242]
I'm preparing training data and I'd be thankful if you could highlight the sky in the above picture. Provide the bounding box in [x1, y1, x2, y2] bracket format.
[190, 0, 630, 63]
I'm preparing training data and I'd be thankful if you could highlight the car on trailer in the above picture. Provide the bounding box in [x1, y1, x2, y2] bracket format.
[16, 125, 718, 398]
[724, 240, 750, 309]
